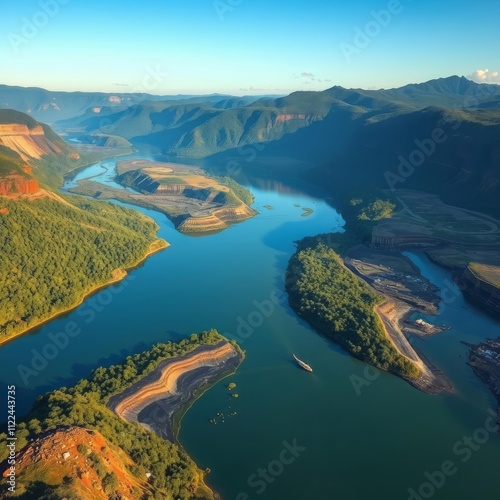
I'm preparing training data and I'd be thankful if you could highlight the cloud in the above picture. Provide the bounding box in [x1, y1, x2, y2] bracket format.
[467, 69, 500, 83]
[295, 72, 324, 83]
[113, 82, 129, 87]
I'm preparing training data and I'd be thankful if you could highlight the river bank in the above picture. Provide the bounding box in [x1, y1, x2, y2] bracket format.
[108, 341, 244, 442]
[0, 238, 168, 347]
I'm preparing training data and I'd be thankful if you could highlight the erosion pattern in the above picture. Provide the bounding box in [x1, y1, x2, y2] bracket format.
[108, 342, 243, 441]
[6, 426, 152, 499]
[0, 124, 78, 161]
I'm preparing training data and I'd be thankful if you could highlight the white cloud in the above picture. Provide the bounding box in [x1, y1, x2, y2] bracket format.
[467, 69, 500, 83]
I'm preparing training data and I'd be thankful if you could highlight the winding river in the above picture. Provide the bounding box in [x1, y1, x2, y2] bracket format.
[1, 150, 499, 499]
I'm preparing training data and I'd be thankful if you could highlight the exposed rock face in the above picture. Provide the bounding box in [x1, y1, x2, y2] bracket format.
[108, 341, 243, 441]
[0, 123, 63, 161]
[460, 265, 500, 314]
[178, 204, 256, 233]
[0, 174, 39, 195]
[275, 113, 307, 123]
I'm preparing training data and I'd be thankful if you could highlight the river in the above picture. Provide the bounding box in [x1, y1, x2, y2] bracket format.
[1, 151, 499, 499]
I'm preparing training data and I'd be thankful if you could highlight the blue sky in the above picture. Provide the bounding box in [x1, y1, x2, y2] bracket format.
[1, 0, 499, 95]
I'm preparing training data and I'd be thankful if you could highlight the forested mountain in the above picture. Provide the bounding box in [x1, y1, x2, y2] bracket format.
[0, 110, 165, 343]
[0, 84, 269, 123]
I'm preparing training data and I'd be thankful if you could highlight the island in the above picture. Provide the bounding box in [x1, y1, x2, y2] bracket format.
[0, 330, 244, 499]
[70, 159, 257, 234]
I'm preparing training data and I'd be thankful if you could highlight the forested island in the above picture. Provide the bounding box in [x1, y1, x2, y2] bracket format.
[286, 241, 420, 380]
[0, 330, 241, 499]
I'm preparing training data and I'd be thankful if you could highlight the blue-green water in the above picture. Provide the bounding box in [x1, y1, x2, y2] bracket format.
[1, 154, 499, 499]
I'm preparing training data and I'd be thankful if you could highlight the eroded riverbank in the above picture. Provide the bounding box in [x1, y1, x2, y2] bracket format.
[108, 341, 244, 442]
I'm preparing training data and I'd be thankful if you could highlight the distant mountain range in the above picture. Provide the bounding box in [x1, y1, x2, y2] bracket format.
[0, 84, 279, 123]
[1, 76, 499, 217]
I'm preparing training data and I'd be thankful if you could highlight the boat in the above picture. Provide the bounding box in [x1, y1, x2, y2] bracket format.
[293, 354, 313, 372]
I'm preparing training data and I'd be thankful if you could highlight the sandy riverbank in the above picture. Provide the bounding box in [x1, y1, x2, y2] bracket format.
[108, 341, 244, 442]
[376, 301, 452, 393]
[0, 239, 168, 347]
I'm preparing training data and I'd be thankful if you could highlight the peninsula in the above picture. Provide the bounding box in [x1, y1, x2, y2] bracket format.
[0, 330, 241, 499]
[108, 340, 244, 441]
[70, 159, 257, 233]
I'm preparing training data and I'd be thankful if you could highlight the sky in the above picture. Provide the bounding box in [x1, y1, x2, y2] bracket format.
[1, 0, 499, 95]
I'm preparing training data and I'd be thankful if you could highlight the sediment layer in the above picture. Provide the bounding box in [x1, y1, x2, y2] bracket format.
[108, 341, 243, 441]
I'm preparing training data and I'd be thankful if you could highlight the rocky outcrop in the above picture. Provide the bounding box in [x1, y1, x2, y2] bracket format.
[178, 204, 256, 233]
[3, 426, 151, 499]
[0, 123, 64, 161]
[460, 265, 500, 314]
[0, 174, 39, 196]
[275, 113, 307, 123]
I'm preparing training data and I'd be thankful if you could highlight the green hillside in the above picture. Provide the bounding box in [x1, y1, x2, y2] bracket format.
[0, 195, 163, 342]
[0, 110, 166, 343]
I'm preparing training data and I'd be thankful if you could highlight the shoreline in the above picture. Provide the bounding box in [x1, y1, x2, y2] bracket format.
[0, 238, 168, 347]
[108, 341, 244, 443]
[62, 146, 136, 182]
[375, 301, 453, 394]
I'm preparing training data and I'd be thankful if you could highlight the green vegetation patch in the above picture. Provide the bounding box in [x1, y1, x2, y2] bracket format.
[469, 263, 500, 288]
[157, 176, 188, 185]
[0, 195, 162, 342]
[286, 241, 419, 379]
[212, 175, 254, 206]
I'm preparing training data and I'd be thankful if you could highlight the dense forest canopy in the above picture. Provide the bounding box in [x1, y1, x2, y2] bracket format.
[0, 195, 161, 341]
[286, 241, 419, 379]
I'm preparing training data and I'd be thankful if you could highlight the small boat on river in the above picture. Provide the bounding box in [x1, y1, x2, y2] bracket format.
[293, 354, 313, 372]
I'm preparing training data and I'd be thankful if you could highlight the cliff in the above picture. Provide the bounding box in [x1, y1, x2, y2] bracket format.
[460, 264, 500, 314]
[178, 204, 256, 233]
[0, 174, 39, 196]
[0, 123, 69, 161]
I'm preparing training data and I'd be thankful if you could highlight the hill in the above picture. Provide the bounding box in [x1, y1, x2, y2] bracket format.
[0, 84, 271, 124]
[0, 111, 167, 343]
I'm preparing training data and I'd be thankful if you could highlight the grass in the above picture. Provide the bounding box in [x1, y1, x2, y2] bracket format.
[156, 176, 188, 185]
